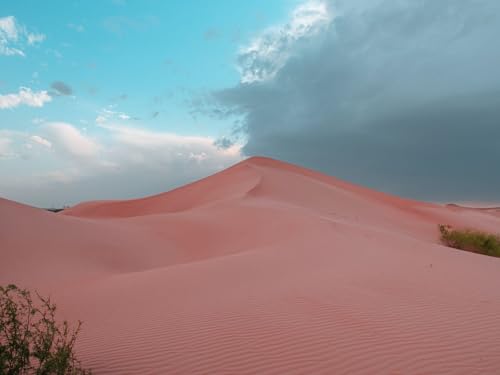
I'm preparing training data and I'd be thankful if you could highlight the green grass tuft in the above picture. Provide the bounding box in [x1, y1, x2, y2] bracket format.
[439, 224, 500, 258]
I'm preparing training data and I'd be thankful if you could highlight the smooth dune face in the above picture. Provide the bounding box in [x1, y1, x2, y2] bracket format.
[1, 156, 500, 374]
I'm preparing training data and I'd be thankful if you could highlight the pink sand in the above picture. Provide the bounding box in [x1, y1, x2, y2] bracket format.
[1, 156, 500, 374]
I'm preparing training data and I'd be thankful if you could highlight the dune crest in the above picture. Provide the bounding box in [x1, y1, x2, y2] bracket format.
[1, 156, 500, 374]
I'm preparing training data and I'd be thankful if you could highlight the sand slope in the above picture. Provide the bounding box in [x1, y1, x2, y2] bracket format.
[1, 157, 500, 374]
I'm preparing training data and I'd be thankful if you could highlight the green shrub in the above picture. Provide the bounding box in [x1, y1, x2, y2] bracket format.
[0, 284, 91, 374]
[439, 224, 500, 257]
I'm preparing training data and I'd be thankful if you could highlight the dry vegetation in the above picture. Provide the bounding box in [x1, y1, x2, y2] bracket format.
[439, 224, 500, 258]
[0, 284, 91, 374]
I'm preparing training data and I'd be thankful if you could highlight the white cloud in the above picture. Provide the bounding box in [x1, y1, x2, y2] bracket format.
[118, 113, 130, 120]
[32, 117, 46, 125]
[0, 137, 13, 158]
[189, 152, 208, 162]
[238, 0, 332, 83]
[39, 121, 238, 169]
[44, 122, 100, 159]
[0, 130, 50, 161]
[0, 16, 18, 40]
[101, 123, 215, 149]
[27, 32, 45, 45]
[99, 123, 242, 167]
[0, 121, 243, 207]
[96, 106, 133, 124]
[29, 135, 52, 148]
[0, 16, 45, 56]
[0, 87, 52, 109]
[95, 115, 107, 124]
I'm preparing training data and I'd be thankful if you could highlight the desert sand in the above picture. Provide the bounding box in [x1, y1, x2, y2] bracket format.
[1, 156, 500, 374]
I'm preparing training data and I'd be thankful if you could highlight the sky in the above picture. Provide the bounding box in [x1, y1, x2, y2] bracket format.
[1, 0, 499, 207]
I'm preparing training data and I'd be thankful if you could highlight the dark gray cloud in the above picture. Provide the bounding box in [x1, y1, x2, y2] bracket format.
[208, 0, 500, 201]
[50, 81, 73, 96]
[213, 136, 234, 150]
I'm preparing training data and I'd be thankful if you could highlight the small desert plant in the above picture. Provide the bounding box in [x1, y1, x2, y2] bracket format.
[439, 224, 500, 257]
[0, 284, 91, 374]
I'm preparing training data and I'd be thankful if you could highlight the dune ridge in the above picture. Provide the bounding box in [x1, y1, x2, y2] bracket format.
[1, 156, 500, 374]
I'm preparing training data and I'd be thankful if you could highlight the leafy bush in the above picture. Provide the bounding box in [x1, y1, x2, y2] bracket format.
[0, 284, 91, 374]
[439, 224, 500, 257]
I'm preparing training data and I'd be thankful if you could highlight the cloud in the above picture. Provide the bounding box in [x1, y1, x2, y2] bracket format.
[0, 87, 52, 109]
[0, 16, 45, 56]
[29, 135, 52, 148]
[95, 106, 135, 123]
[32, 117, 46, 125]
[27, 33, 45, 45]
[100, 123, 233, 150]
[0, 122, 242, 207]
[0, 137, 13, 158]
[237, 0, 331, 83]
[67, 23, 84, 32]
[44, 122, 100, 159]
[213, 136, 235, 150]
[50, 81, 73, 96]
[0, 130, 52, 162]
[203, 0, 500, 201]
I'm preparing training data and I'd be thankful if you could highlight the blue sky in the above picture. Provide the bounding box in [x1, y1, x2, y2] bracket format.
[0, 0, 301, 206]
[1, 0, 292, 134]
[2, 0, 500, 207]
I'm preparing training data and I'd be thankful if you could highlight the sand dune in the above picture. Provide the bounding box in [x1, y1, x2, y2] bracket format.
[1, 156, 500, 374]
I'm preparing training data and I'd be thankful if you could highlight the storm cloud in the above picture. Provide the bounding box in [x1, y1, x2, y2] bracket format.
[50, 81, 73, 96]
[211, 0, 500, 201]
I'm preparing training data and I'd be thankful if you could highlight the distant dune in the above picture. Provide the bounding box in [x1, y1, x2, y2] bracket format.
[446, 203, 500, 218]
[1, 156, 500, 374]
